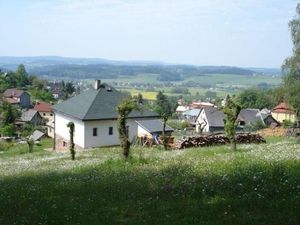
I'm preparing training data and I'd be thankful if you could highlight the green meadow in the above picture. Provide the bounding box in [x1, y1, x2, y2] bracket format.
[0, 137, 299, 225]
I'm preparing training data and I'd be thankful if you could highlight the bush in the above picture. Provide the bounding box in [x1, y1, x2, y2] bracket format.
[1, 124, 16, 137]
[283, 120, 294, 128]
[167, 120, 190, 130]
[0, 142, 13, 151]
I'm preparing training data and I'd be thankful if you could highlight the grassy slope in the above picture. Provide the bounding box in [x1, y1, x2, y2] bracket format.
[0, 138, 299, 225]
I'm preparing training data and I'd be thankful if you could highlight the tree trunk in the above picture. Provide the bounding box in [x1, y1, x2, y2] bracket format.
[231, 137, 237, 151]
[67, 122, 75, 160]
[162, 117, 168, 150]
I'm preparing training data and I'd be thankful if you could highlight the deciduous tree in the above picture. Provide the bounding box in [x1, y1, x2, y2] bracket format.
[223, 95, 241, 151]
[155, 91, 173, 150]
[282, 3, 300, 124]
[117, 97, 138, 158]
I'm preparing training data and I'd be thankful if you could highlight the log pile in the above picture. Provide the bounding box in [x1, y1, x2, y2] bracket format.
[174, 133, 266, 149]
[257, 127, 288, 137]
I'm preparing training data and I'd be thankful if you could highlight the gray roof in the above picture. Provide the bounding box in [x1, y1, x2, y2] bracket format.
[21, 109, 39, 122]
[136, 119, 174, 133]
[182, 109, 201, 117]
[238, 109, 263, 124]
[53, 83, 158, 121]
[29, 130, 45, 141]
[203, 107, 226, 127]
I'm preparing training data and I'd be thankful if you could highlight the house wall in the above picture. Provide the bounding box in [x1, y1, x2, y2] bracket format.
[271, 112, 296, 123]
[55, 113, 85, 149]
[20, 92, 31, 108]
[195, 110, 210, 133]
[39, 111, 54, 121]
[47, 121, 55, 138]
[32, 114, 43, 126]
[84, 119, 139, 148]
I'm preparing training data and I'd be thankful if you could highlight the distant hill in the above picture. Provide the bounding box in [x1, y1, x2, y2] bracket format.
[0, 56, 281, 81]
[247, 67, 282, 76]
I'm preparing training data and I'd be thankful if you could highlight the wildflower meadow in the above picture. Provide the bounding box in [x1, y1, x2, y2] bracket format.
[0, 137, 299, 225]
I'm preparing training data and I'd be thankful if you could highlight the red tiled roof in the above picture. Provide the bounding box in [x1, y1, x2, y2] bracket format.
[272, 101, 294, 114]
[34, 101, 53, 112]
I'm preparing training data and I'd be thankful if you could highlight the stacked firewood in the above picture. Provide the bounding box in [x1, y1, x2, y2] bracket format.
[175, 133, 266, 149]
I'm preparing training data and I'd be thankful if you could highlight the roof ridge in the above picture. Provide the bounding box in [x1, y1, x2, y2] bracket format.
[82, 88, 103, 120]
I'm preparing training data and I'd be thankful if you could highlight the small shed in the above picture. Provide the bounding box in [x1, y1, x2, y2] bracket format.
[29, 130, 45, 142]
[136, 119, 174, 138]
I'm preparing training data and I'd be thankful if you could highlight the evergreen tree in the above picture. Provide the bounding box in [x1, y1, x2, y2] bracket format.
[16, 64, 29, 87]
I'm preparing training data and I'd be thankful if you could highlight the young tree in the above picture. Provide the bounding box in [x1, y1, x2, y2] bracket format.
[282, 3, 300, 124]
[155, 91, 173, 150]
[117, 97, 138, 158]
[223, 95, 241, 151]
[67, 122, 75, 160]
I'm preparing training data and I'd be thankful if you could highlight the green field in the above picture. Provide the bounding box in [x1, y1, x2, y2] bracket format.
[99, 73, 282, 100]
[0, 137, 299, 225]
[101, 73, 282, 86]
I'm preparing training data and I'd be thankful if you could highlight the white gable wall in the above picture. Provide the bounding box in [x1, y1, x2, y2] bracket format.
[137, 125, 150, 137]
[55, 112, 86, 148]
[196, 110, 210, 133]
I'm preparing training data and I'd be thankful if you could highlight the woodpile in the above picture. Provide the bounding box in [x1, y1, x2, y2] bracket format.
[257, 127, 288, 137]
[174, 133, 266, 149]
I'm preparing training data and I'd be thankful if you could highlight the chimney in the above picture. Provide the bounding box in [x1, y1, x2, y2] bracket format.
[94, 80, 101, 90]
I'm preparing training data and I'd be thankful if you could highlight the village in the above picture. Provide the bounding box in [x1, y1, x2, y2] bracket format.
[1, 1, 300, 224]
[0, 65, 296, 152]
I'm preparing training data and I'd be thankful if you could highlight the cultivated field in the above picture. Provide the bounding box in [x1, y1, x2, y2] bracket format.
[0, 137, 299, 225]
[101, 73, 282, 99]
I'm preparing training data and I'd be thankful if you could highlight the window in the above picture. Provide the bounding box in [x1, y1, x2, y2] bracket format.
[63, 141, 67, 147]
[93, 128, 98, 136]
[43, 113, 46, 116]
[126, 126, 129, 135]
[239, 121, 245, 126]
[109, 127, 113, 135]
[50, 113, 53, 116]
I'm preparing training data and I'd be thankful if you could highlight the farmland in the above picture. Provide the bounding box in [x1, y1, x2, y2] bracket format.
[0, 137, 299, 225]
[99, 73, 282, 100]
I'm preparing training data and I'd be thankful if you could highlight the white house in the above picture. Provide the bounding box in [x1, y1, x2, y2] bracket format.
[52, 80, 158, 149]
[196, 107, 280, 133]
[195, 107, 225, 133]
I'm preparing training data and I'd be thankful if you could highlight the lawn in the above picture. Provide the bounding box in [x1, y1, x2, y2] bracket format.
[0, 137, 299, 225]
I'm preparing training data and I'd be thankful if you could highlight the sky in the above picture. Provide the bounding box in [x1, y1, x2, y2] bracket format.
[0, 0, 298, 68]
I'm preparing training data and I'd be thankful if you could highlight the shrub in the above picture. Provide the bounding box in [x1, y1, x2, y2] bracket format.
[283, 120, 293, 128]
[1, 124, 16, 137]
